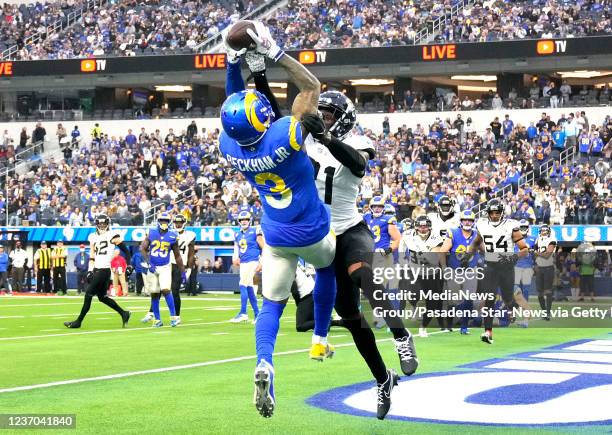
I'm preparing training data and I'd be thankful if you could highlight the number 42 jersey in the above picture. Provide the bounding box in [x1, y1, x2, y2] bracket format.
[306, 134, 374, 235]
[88, 230, 121, 269]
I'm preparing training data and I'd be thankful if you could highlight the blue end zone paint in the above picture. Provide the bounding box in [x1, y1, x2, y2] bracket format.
[307, 338, 612, 427]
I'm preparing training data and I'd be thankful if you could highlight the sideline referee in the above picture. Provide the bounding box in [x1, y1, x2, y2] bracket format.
[52, 240, 68, 295]
[34, 241, 53, 293]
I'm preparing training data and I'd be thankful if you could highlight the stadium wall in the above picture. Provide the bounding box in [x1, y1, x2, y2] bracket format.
[1, 106, 610, 145]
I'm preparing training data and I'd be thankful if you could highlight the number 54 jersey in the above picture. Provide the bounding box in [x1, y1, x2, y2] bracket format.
[220, 116, 329, 248]
[306, 133, 374, 235]
[475, 218, 519, 263]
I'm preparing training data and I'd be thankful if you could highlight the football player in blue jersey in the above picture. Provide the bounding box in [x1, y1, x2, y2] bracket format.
[364, 196, 401, 258]
[439, 210, 480, 334]
[220, 21, 337, 418]
[140, 213, 186, 328]
[231, 211, 263, 323]
[511, 219, 535, 327]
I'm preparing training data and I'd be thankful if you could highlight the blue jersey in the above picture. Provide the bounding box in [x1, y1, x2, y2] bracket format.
[220, 116, 329, 247]
[515, 235, 536, 268]
[579, 135, 591, 152]
[147, 228, 178, 266]
[235, 227, 262, 263]
[447, 227, 479, 268]
[591, 137, 604, 153]
[364, 213, 396, 250]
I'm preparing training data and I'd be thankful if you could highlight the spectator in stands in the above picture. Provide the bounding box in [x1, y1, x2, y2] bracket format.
[32, 122, 46, 152]
[212, 257, 224, 273]
[560, 81, 572, 106]
[547, 82, 561, 108]
[201, 259, 213, 274]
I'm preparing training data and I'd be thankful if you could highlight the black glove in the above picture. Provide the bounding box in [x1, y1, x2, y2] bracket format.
[125, 265, 134, 278]
[86, 271, 94, 283]
[460, 255, 472, 268]
[302, 113, 331, 145]
[499, 254, 518, 265]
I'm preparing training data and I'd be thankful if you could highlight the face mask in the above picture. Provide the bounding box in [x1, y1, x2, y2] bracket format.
[80, 249, 85, 253]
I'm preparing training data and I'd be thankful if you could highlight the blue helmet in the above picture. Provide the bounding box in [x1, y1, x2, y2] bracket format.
[237, 210, 252, 229]
[220, 90, 275, 146]
[369, 196, 385, 217]
[158, 212, 171, 232]
[459, 210, 476, 231]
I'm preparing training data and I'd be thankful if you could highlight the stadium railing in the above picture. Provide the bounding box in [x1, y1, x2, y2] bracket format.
[413, 0, 475, 45]
[1, 0, 109, 61]
[194, 0, 288, 54]
[143, 186, 197, 225]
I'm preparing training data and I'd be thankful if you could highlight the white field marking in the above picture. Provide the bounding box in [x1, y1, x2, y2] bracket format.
[487, 359, 612, 375]
[152, 331, 171, 334]
[0, 320, 231, 341]
[0, 332, 446, 394]
[211, 332, 229, 336]
[329, 334, 347, 338]
[0, 306, 237, 320]
[532, 352, 612, 364]
[0, 316, 24, 319]
[0, 296, 240, 302]
[190, 318, 203, 321]
[0, 338, 391, 394]
[40, 329, 63, 332]
[564, 343, 612, 353]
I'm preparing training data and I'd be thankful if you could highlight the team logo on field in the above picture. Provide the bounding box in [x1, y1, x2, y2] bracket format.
[307, 339, 612, 425]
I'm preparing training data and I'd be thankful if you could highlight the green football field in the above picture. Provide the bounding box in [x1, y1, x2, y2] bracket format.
[0, 294, 610, 434]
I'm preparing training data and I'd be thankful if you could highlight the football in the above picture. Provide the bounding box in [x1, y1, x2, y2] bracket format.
[226, 20, 257, 51]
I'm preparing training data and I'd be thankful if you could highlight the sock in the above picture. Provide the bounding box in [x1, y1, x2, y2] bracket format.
[456, 300, 473, 329]
[99, 295, 125, 316]
[172, 288, 181, 316]
[76, 294, 93, 323]
[239, 285, 248, 315]
[164, 292, 176, 317]
[344, 317, 388, 384]
[152, 295, 161, 320]
[522, 284, 531, 301]
[313, 264, 336, 339]
[538, 295, 546, 310]
[255, 299, 286, 365]
[247, 286, 259, 317]
[545, 293, 553, 317]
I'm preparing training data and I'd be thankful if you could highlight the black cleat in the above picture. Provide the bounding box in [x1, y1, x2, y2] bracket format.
[122, 311, 131, 328]
[394, 334, 419, 376]
[64, 321, 81, 329]
[377, 369, 399, 420]
[480, 331, 494, 344]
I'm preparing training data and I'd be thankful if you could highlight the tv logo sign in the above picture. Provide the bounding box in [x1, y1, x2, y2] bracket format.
[536, 40, 567, 55]
[308, 339, 612, 425]
[80, 59, 107, 72]
[298, 50, 327, 65]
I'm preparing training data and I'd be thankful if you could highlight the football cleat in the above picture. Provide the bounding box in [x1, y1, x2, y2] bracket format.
[377, 369, 399, 420]
[153, 320, 163, 328]
[64, 321, 81, 329]
[460, 327, 470, 335]
[170, 318, 178, 327]
[174, 316, 182, 325]
[309, 342, 335, 361]
[517, 320, 529, 328]
[121, 311, 131, 328]
[230, 314, 248, 323]
[253, 359, 275, 418]
[141, 312, 154, 323]
[394, 334, 419, 376]
[418, 327, 428, 338]
[481, 331, 494, 344]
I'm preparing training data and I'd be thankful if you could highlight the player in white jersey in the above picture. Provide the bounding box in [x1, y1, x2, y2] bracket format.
[534, 224, 557, 321]
[64, 214, 131, 328]
[399, 215, 445, 337]
[467, 199, 529, 343]
[428, 195, 459, 238]
[301, 90, 417, 419]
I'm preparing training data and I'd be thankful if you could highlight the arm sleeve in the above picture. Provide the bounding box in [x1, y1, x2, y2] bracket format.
[326, 137, 368, 177]
[117, 242, 131, 264]
[253, 70, 283, 120]
[225, 61, 245, 96]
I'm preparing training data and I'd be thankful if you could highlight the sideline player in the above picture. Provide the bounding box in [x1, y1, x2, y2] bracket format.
[171, 214, 196, 325]
[64, 214, 131, 328]
[230, 211, 262, 323]
[140, 213, 186, 328]
[220, 22, 336, 418]
[438, 210, 480, 334]
[400, 215, 445, 337]
[467, 199, 529, 343]
[428, 195, 459, 238]
[534, 224, 557, 320]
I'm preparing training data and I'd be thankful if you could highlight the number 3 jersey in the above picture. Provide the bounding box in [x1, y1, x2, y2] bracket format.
[171, 230, 196, 266]
[219, 116, 329, 248]
[88, 230, 121, 269]
[475, 218, 519, 263]
[305, 133, 374, 235]
[147, 228, 178, 267]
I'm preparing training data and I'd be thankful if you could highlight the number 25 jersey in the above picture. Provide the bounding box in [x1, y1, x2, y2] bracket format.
[148, 228, 178, 267]
[219, 116, 329, 248]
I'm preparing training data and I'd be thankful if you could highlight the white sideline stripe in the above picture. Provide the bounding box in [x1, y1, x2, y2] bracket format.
[0, 330, 444, 393]
[211, 332, 229, 336]
[0, 339, 389, 394]
[532, 352, 612, 364]
[0, 320, 231, 341]
[0, 316, 24, 319]
[487, 359, 612, 375]
[564, 344, 612, 353]
[0, 306, 237, 320]
[0, 296, 240, 304]
[582, 340, 612, 346]
[40, 329, 62, 332]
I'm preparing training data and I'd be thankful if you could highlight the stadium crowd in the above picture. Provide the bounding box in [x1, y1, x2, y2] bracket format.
[6, 0, 610, 60]
[2, 109, 610, 228]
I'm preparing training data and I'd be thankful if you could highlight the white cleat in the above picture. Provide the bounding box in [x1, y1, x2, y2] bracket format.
[141, 312, 154, 323]
[418, 327, 428, 338]
[230, 314, 248, 323]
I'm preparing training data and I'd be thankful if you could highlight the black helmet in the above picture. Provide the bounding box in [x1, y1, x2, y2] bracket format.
[438, 195, 454, 217]
[540, 224, 551, 237]
[173, 214, 187, 231]
[486, 199, 504, 224]
[414, 215, 432, 237]
[95, 214, 110, 232]
[400, 217, 413, 231]
[318, 91, 357, 140]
